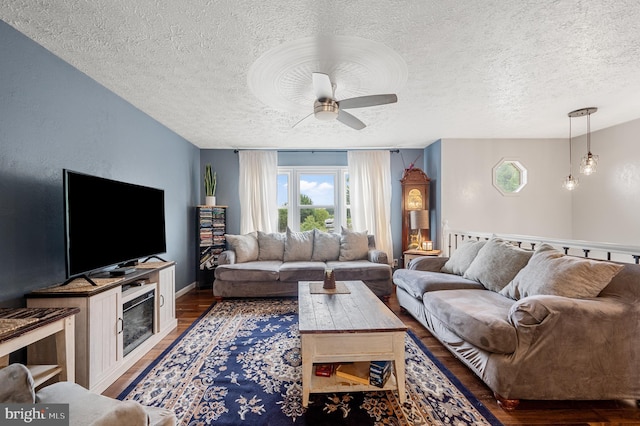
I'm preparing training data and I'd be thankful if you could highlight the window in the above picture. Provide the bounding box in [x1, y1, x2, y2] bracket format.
[277, 167, 349, 232]
[493, 159, 527, 195]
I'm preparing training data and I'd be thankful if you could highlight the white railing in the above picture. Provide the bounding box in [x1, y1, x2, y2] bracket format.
[445, 229, 640, 264]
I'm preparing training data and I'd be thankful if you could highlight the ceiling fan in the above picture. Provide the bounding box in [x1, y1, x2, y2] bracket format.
[293, 72, 398, 130]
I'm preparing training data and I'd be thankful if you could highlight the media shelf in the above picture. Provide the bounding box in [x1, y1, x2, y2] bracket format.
[26, 262, 176, 393]
[196, 205, 227, 289]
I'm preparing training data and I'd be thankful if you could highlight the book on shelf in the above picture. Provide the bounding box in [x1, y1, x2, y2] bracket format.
[314, 363, 334, 377]
[335, 363, 370, 385]
[369, 360, 392, 388]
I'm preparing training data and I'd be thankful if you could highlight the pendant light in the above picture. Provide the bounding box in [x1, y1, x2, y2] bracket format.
[569, 107, 599, 175]
[562, 110, 579, 191]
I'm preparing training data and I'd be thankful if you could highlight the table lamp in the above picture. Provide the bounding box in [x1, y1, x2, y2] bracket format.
[409, 209, 431, 250]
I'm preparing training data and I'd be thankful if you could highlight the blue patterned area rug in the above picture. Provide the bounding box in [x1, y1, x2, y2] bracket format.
[119, 299, 502, 425]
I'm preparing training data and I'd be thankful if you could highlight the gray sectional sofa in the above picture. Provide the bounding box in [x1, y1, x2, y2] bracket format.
[393, 236, 640, 408]
[214, 228, 393, 298]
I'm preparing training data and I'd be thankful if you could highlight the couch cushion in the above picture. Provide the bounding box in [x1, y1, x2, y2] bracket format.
[284, 228, 314, 261]
[214, 261, 281, 282]
[500, 244, 625, 300]
[311, 229, 341, 261]
[225, 232, 259, 263]
[339, 227, 369, 261]
[464, 237, 533, 292]
[257, 231, 285, 261]
[326, 260, 392, 281]
[441, 239, 487, 275]
[393, 269, 484, 299]
[278, 261, 326, 281]
[422, 289, 517, 354]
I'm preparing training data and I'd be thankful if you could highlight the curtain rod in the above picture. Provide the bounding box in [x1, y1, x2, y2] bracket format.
[233, 149, 400, 154]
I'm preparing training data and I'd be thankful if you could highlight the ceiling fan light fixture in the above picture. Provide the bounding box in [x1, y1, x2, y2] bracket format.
[313, 99, 339, 121]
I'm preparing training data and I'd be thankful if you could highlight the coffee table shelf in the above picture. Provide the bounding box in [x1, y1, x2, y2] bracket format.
[310, 367, 398, 394]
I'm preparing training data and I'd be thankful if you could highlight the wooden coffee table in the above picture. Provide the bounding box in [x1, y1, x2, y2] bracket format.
[298, 280, 407, 407]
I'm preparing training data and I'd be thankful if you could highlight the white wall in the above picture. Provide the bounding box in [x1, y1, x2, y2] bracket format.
[440, 138, 572, 239]
[572, 118, 640, 245]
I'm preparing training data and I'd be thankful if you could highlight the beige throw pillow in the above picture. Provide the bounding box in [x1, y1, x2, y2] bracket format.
[225, 232, 258, 263]
[257, 231, 285, 261]
[441, 239, 487, 275]
[500, 244, 624, 300]
[463, 237, 533, 292]
[311, 229, 341, 261]
[339, 227, 369, 261]
[284, 227, 314, 261]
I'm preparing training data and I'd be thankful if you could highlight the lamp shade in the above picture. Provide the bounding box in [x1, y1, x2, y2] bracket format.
[409, 209, 430, 230]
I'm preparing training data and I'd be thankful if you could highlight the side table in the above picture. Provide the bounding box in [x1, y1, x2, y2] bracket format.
[0, 307, 79, 387]
[403, 249, 441, 268]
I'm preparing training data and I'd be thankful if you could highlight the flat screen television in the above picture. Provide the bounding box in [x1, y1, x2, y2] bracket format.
[64, 170, 167, 278]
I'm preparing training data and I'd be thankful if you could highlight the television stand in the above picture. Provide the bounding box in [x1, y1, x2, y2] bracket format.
[60, 274, 98, 287]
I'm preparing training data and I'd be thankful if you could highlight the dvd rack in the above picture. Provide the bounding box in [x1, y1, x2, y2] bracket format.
[196, 205, 227, 289]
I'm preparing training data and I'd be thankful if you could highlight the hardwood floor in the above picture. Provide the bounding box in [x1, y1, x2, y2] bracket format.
[103, 288, 640, 425]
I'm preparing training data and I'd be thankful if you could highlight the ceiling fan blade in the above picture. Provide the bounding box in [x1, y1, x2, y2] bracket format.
[312, 72, 334, 100]
[292, 112, 314, 128]
[337, 110, 366, 130]
[339, 94, 398, 109]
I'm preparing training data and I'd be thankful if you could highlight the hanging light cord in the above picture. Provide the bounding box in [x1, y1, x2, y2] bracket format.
[586, 112, 591, 155]
[568, 116, 573, 175]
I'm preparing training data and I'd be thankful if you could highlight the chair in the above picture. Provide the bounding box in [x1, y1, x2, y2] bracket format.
[0, 364, 176, 426]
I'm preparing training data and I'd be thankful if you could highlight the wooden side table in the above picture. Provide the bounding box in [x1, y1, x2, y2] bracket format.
[0, 307, 79, 387]
[403, 249, 441, 268]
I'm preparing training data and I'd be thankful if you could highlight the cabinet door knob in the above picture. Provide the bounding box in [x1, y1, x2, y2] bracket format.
[160, 294, 165, 307]
[117, 317, 124, 334]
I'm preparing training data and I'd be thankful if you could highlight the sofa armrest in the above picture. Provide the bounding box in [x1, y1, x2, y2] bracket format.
[408, 256, 449, 272]
[0, 364, 35, 403]
[368, 249, 389, 264]
[218, 250, 236, 265]
[509, 295, 637, 357]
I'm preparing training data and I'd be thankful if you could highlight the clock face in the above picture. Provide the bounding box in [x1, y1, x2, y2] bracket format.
[407, 188, 423, 209]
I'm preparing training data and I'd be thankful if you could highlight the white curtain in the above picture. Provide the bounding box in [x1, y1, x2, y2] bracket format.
[347, 150, 393, 263]
[238, 150, 278, 234]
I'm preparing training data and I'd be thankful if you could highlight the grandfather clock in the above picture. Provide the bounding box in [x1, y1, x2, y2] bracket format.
[401, 167, 430, 253]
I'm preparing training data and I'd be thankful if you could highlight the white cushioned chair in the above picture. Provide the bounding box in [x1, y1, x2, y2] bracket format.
[0, 364, 175, 426]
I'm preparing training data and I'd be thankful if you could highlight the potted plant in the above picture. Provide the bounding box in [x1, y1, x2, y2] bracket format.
[204, 165, 217, 206]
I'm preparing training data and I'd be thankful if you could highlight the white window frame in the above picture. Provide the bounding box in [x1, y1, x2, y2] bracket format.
[278, 166, 348, 232]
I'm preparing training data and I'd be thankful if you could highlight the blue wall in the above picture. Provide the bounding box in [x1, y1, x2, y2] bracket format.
[201, 149, 426, 263]
[0, 21, 200, 306]
[424, 140, 442, 248]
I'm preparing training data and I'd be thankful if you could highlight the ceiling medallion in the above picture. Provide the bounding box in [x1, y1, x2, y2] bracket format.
[247, 36, 408, 114]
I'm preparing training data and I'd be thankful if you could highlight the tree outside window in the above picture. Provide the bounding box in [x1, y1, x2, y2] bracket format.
[493, 159, 527, 195]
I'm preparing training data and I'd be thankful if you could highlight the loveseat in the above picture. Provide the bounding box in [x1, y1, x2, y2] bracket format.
[213, 227, 393, 298]
[0, 363, 176, 426]
[393, 236, 640, 408]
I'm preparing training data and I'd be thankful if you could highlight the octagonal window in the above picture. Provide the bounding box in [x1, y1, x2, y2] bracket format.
[493, 159, 527, 195]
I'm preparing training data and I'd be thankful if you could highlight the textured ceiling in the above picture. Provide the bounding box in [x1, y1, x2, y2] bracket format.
[2, 1, 640, 149]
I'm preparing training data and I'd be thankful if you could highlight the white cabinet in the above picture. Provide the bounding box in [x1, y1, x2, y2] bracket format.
[88, 286, 123, 388]
[27, 262, 177, 393]
[157, 265, 176, 334]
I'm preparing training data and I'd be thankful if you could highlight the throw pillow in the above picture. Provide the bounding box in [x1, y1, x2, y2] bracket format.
[441, 239, 487, 275]
[500, 244, 625, 300]
[463, 237, 533, 292]
[257, 231, 285, 261]
[225, 232, 258, 263]
[311, 229, 341, 261]
[339, 227, 369, 261]
[284, 227, 314, 262]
